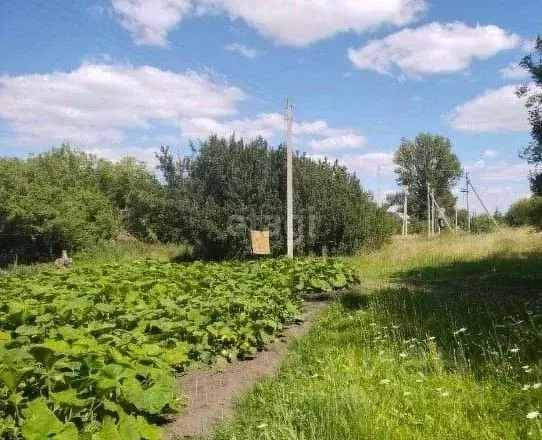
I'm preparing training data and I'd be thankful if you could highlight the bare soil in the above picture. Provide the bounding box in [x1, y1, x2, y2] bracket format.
[164, 300, 328, 439]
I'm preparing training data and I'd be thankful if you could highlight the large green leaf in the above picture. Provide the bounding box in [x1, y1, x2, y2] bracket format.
[22, 397, 79, 440]
[92, 417, 121, 440]
[121, 375, 174, 415]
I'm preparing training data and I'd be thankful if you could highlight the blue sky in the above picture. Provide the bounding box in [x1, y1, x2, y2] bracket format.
[1, 0, 540, 211]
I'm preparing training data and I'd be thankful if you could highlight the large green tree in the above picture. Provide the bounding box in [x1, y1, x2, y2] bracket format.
[156, 135, 395, 260]
[389, 133, 462, 221]
[518, 35, 542, 195]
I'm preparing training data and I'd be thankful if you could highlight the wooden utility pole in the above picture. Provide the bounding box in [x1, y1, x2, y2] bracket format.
[455, 207, 458, 232]
[377, 165, 382, 207]
[427, 182, 431, 236]
[431, 188, 438, 235]
[402, 190, 408, 236]
[285, 99, 294, 258]
[468, 177, 501, 230]
[463, 172, 471, 233]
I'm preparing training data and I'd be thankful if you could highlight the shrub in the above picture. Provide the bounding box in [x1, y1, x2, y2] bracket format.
[505, 196, 542, 230]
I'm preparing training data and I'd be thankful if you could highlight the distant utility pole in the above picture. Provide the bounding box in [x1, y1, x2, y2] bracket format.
[427, 182, 431, 236]
[377, 165, 382, 207]
[467, 176, 501, 230]
[455, 207, 458, 232]
[285, 99, 294, 258]
[461, 172, 471, 233]
[431, 188, 437, 235]
[431, 192, 452, 230]
[402, 190, 408, 237]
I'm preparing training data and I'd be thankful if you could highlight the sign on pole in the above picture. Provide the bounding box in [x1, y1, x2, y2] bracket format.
[250, 230, 271, 255]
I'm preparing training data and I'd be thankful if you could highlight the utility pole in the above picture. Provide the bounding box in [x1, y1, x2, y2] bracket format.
[455, 207, 458, 232]
[427, 182, 431, 236]
[468, 177, 501, 230]
[461, 172, 471, 233]
[431, 192, 452, 230]
[402, 190, 408, 237]
[377, 165, 382, 207]
[285, 99, 294, 258]
[431, 188, 437, 235]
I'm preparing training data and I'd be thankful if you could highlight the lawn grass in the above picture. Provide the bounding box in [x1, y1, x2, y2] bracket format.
[209, 229, 542, 440]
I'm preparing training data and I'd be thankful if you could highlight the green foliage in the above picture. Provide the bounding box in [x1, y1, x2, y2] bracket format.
[0, 257, 358, 437]
[518, 35, 542, 194]
[388, 133, 462, 221]
[156, 136, 394, 260]
[470, 215, 497, 234]
[505, 196, 542, 230]
[212, 233, 542, 440]
[0, 146, 162, 266]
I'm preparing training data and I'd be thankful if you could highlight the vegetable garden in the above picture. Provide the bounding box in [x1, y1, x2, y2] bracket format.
[0, 258, 357, 439]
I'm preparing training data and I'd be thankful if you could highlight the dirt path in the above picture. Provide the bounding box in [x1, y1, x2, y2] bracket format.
[164, 300, 328, 439]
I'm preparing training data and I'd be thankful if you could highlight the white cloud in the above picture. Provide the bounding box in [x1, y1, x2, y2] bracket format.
[112, 0, 192, 46]
[339, 152, 395, 173]
[499, 63, 529, 80]
[180, 113, 283, 140]
[479, 162, 531, 182]
[225, 43, 262, 59]
[465, 159, 487, 172]
[348, 22, 521, 77]
[112, 0, 426, 47]
[204, 0, 426, 46]
[464, 159, 531, 183]
[0, 63, 368, 157]
[448, 85, 529, 133]
[85, 146, 159, 168]
[483, 149, 499, 158]
[180, 113, 366, 152]
[0, 63, 244, 146]
[310, 134, 367, 151]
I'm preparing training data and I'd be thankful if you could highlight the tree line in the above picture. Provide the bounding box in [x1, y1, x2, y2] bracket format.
[0, 137, 395, 266]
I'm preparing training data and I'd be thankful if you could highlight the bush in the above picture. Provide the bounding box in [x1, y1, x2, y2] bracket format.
[471, 215, 497, 234]
[0, 146, 160, 266]
[505, 196, 542, 230]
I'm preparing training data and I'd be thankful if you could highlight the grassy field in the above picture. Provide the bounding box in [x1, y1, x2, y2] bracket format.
[210, 229, 542, 440]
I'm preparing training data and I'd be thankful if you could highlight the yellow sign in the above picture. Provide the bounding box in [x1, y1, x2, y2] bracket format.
[250, 230, 271, 255]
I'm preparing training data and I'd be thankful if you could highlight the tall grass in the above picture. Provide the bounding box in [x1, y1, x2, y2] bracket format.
[208, 229, 542, 440]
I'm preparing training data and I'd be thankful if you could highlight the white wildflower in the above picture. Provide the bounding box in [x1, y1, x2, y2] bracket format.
[453, 328, 467, 336]
[427, 336, 436, 341]
[522, 384, 532, 391]
[526, 411, 540, 419]
[399, 353, 408, 358]
[533, 383, 541, 389]
[510, 348, 520, 353]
